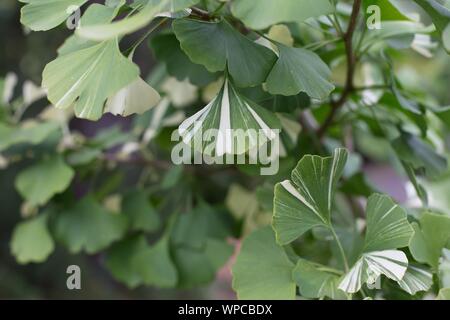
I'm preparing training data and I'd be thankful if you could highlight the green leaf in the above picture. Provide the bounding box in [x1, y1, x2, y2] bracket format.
[398, 265, 433, 295]
[42, 39, 140, 120]
[19, 0, 88, 31]
[173, 19, 277, 87]
[173, 239, 233, 288]
[150, 33, 219, 86]
[53, 197, 128, 254]
[363, 0, 410, 21]
[122, 191, 160, 233]
[105, 235, 148, 288]
[106, 234, 178, 288]
[393, 133, 448, 179]
[0, 121, 59, 152]
[266, 44, 334, 99]
[170, 205, 233, 288]
[177, 79, 280, 156]
[232, 227, 296, 300]
[58, 3, 121, 55]
[293, 260, 348, 300]
[231, 0, 334, 30]
[338, 250, 409, 294]
[15, 155, 74, 206]
[363, 194, 414, 252]
[410, 212, 450, 269]
[133, 234, 178, 288]
[273, 148, 348, 245]
[10, 214, 54, 264]
[76, 0, 171, 41]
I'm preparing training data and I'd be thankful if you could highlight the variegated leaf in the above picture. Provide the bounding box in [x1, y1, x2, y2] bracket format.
[177, 79, 280, 156]
[273, 148, 348, 245]
[338, 250, 408, 294]
[398, 265, 433, 295]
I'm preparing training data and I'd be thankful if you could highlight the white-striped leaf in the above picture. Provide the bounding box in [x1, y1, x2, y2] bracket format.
[177, 79, 280, 156]
[338, 250, 409, 294]
[19, 0, 88, 31]
[42, 39, 139, 121]
[273, 148, 348, 245]
[398, 265, 433, 295]
[77, 0, 170, 41]
[105, 77, 160, 117]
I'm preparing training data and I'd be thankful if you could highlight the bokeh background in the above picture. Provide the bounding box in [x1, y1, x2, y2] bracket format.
[2, 0, 450, 299]
[0, 0, 236, 299]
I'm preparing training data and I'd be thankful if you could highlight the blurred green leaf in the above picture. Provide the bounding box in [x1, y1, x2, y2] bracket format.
[15, 155, 74, 206]
[10, 213, 54, 264]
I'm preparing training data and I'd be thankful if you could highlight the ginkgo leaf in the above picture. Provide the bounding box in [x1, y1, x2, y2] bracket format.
[398, 265, 433, 295]
[339, 194, 414, 294]
[266, 44, 334, 99]
[173, 19, 277, 87]
[410, 212, 450, 269]
[53, 197, 128, 254]
[231, 0, 333, 30]
[132, 234, 178, 288]
[363, 194, 414, 252]
[105, 77, 160, 117]
[19, 0, 88, 31]
[58, 3, 121, 55]
[15, 155, 74, 206]
[10, 213, 54, 264]
[273, 148, 348, 245]
[150, 33, 219, 86]
[121, 191, 160, 233]
[232, 227, 296, 300]
[293, 259, 348, 300]
[106, 234, 178, 289]
[177, 78, 280, 156]
[76, 0, 179, 41]
[338, 250, 409, 294]
[42, 39, 140, 120]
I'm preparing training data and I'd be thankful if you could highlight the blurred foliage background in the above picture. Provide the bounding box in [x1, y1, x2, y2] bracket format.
[0, 0, 235, 299]
[2, 0, 450, 299]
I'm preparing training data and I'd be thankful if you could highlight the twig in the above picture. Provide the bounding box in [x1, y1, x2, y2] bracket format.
[317, 0, 362, 138]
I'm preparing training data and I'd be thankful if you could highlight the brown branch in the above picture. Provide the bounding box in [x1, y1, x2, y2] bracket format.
[317, 0, 362, 138]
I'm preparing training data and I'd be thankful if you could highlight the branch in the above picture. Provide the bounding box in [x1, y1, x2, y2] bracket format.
[317, 0, 362, 138]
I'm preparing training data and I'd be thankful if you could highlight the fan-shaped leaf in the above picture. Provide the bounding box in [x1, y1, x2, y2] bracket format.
[42, 39, 140, 120]
[266, 44, 334, 99]
[273, 148, 348, 245]
[53, 197, 128, 254]
[410, 212, 450, 269]
[15, 155, 74, 206]
[177, 79, 280, 156]
[10, 214, 54, 264]
[338, 250, 408, 294]
[173, 19, 277, 87]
